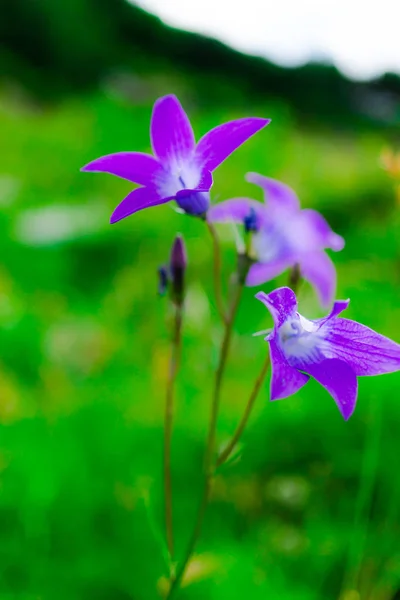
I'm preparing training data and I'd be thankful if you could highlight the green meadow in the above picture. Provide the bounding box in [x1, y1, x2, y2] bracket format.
[1, 39, 400, 599]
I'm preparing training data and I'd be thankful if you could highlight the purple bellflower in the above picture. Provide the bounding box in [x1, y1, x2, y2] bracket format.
[81, 95, 270, 223]
[256, 286, 400, 420]
[208, 173, 344, 307]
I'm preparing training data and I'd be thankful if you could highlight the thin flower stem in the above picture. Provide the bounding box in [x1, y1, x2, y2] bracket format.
[217, 353, 271, 467]
[164, 304, 183, 562]
[289, 262, 301, 291]
[339, 395, 382, 597]
[216, 265, 301, 468]
[206, 221, 227, 324]
[166, 282, 244, 598]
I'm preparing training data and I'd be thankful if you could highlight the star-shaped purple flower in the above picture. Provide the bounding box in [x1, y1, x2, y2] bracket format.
[256, 286, 400, 420]
[207, 173, 344, 307]
[81, 95, 270, 223]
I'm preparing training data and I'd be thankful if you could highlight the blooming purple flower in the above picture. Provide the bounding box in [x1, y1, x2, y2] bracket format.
[207, 172, 344, 307]
[256, 286, 400, 420]
[81, 95, 270, 223]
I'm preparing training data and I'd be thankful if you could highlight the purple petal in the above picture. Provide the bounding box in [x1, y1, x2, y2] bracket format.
[317, 300, 350, 326]
[320, 317, 400, 376]
[305, 359, 358, 420]
[197, 169, 213, 191]
[247, 259, 291, 286]
[300, 209, 344, 251]
[81, 152, 161, 185]
[255, 286, 298, 328]
[299, 251, 336, 308]
[150, 95, 195, 165]
[195, 117, 270, 173]
[207, 198, 264, 224]
[110, 186, 167, 224]
[269, 337, 309, 400]
[246, 173, 300, 214]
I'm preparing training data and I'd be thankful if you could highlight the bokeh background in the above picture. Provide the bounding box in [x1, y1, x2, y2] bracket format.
[1, 1, 400, 598]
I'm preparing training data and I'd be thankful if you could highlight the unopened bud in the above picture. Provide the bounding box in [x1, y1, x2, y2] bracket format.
[170, 234, 187, 270]
[243, 207, 259, 233]
[157, 265, 169, 296]
[170, 234, 187, 305]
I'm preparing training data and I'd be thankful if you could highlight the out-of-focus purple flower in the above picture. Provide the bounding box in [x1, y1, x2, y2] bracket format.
[207, 173, 344, 307]
[81, 95, 270, 223]
[256, 286, 400, 420]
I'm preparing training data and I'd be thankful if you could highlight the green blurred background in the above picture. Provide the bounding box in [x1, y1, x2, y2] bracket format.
[1, 1, 400, 598]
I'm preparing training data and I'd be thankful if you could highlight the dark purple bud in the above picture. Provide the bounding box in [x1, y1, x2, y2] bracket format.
[243, 207, 259, 233]
[170, 234, 187, 305]
[170, 234, 187, 271]
[158, 265, 169, 296]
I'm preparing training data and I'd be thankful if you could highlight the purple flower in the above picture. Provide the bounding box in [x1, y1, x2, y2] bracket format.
[256, 286, 400, 420]
[207, 173, 344, 307]
[81, 95, 270, 223]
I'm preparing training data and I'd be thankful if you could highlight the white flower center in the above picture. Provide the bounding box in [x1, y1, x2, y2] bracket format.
[278, 314, 322, 365]
[156, 159, 202, 199]
[252, 228, 280, 262]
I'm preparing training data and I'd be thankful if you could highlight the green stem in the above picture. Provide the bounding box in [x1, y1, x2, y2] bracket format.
[164, 304, 183, 562]
[217, 353, 271, 467]
[289, 263, 301, 292]
[339, 395, 382, 596]
[216, 265, 301, 468]
[206, 221, 227, 324]
[166, 282, 244, 598]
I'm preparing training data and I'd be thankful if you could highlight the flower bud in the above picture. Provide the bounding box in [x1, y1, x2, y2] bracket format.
[157, 265, 169, 296]
[170, 234, 187, 271]
[170, 234, 187, 306]
[243, 207, 259, 233]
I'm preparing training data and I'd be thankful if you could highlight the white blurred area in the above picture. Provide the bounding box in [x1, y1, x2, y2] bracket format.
[133, 0, 400, 80]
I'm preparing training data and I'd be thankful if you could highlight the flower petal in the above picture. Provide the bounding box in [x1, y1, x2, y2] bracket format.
[195, 118, 270, 172]
[269, 337, 309, 400]
[110, 186, 167, 224]
[299, 209, 344, 251]
[305, 359, 358, 420]
[150, 95, 195, 165]
[317, 299, 350, 326]
[320, 317, 400, 376]
[300, 251, 336, 308]
[81, 152, 161, 185]
[255, 286, 298, 328]
[197, 169, 213, 191]
[246, 173, 300, 214]
[247, 259, 291, 286]
[207, 198, 264, 224]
